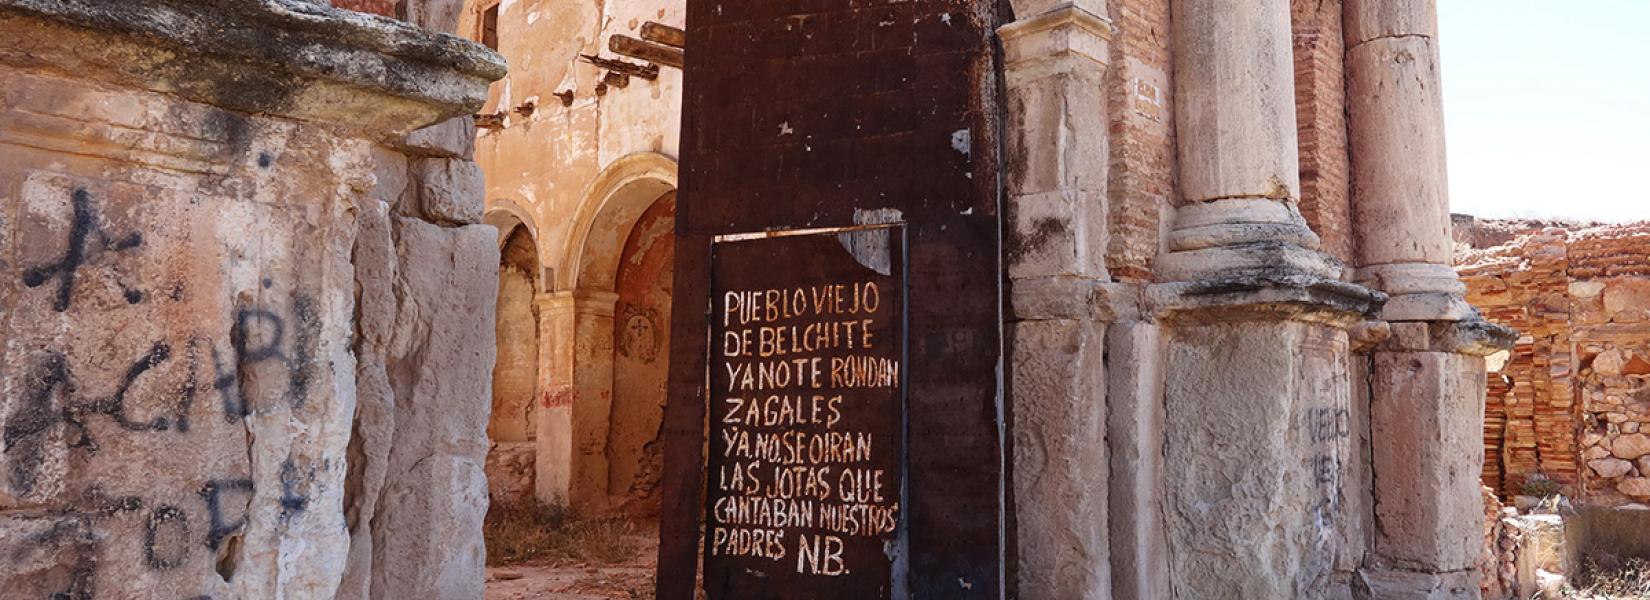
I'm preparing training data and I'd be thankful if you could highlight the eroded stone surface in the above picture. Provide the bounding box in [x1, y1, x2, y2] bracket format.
[0, 2, 501, 597]
[1163, 321, 1357, 599]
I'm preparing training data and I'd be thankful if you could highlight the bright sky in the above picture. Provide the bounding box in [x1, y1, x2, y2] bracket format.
[1438, 0, 1650, 223]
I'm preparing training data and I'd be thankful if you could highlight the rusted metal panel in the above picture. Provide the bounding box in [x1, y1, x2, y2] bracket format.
[703, 226, 907, 599]
[661, 0, 1005, 597]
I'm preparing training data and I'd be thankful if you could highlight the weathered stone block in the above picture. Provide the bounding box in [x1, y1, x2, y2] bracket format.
[1010, 318, 1110, 599]
[1622, 477, 1650, 499]
[1590, 457, 1634, 479]
[370, 217, 498, 598]
[1355, 566, 1479, 600]
[1163, 320, 1354, 598]
[1007, 189, 1108, 280]
[398, 116, 477, 159]
[1370, 351, 1486, 572]
[1612, 433, 1650, 460]
[485, 441, 537, 506]
[1106, 322, 1170, 600]
[411, 157, 486, 225]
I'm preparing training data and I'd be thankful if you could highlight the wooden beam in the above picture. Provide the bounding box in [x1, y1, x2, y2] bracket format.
[578, 54, 658, 80]
[609, 34, 684, 69]
[640, 21, 685, 48]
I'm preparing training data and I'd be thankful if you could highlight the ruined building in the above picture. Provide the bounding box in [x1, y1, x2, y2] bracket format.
[478, 0, 1515, 597]
[2, 0, 1520, 598]
[1457, 219, 1650, 505]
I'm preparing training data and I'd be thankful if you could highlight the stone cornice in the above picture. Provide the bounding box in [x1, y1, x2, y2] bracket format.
[1149, 272, 1387, 327]
[998, 3, 1113, 75]
[998, 3, 1113, 44]
[0, 0, 506, 136]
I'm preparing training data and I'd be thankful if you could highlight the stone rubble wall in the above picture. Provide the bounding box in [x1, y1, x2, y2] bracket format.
[1479, 486, 1520, 599]
[1458, 219, 1650, 504]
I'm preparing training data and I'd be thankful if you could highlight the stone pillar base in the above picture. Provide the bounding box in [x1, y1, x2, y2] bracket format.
[1356, 566, 1482, 600]
[1363, 319, 1515, 598]
[1150, 274, 1382, 598]
[1355, 263, 1474, 322]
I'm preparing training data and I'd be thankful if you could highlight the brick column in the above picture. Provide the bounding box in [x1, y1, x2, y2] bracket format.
[533, 290, 618, 512]
[1344, 2, 1516, 595]
[999, 4, 1114, 598]
[1150, 2, 1382, 597]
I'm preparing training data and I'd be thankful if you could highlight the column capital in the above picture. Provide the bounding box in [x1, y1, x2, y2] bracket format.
[998, 4, 1112, 81]
[534, 289, 620, 318]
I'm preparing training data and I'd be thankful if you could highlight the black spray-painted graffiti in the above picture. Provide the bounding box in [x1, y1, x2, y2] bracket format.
[2, 343, 181, 495]
[200, 478, 255, 551]
[8, 491, 143, 599]
[4, 187, 329, 586]
[278, 458, 312, 521]
[20, 188, 143, 312]
[144, 505, 190, 570]
[20, 514, 100, 600]
[212, 294, 320, 423]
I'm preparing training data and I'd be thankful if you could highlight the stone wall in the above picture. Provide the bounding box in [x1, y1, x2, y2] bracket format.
[1459, 219, 1650, 504]
[0, 1, 503, 597]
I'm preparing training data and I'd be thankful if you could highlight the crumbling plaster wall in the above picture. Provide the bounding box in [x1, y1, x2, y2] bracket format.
[0, 1, 503, 598]
[462, 0, 683, 511]
[465, 0, 682, 274]
[1459, 220, 1650, 505]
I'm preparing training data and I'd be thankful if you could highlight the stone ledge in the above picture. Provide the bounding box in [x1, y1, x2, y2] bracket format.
[998, 3, 1114, 76]
[1377, 318, 1519, 356]
[0, 0, 506, 137]
[1148, 270, 1386, 326]
[1007, 277, 1143, 323]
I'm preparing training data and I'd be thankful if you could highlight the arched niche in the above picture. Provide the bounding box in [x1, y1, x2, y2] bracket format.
[486, 214, 541, 507]
[537, 152, 679, 513]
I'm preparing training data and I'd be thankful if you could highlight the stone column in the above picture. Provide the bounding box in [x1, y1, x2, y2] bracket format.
[1150, 1, 1382, 597]
[1344, 0, 1470, 322]
[533, 290, 618, 512]
[998, 3, 1114, 598]
[1157, 0, 1336, 282]
[1344, 2, 1517, 595]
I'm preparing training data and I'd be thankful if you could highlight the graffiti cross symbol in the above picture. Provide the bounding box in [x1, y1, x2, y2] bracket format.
[21, 188, 142, 312]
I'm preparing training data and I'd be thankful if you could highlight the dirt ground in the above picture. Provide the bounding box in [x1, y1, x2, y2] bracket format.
[484, 526, 659, 600]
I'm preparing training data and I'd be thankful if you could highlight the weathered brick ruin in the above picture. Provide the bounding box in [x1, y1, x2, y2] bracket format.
[1458, 218, 1650, 505]
[0, 0, 1554, 598]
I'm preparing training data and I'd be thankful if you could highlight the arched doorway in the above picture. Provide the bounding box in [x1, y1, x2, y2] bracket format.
[487, 215, 541, 507]
[537, 153, 677, 513]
